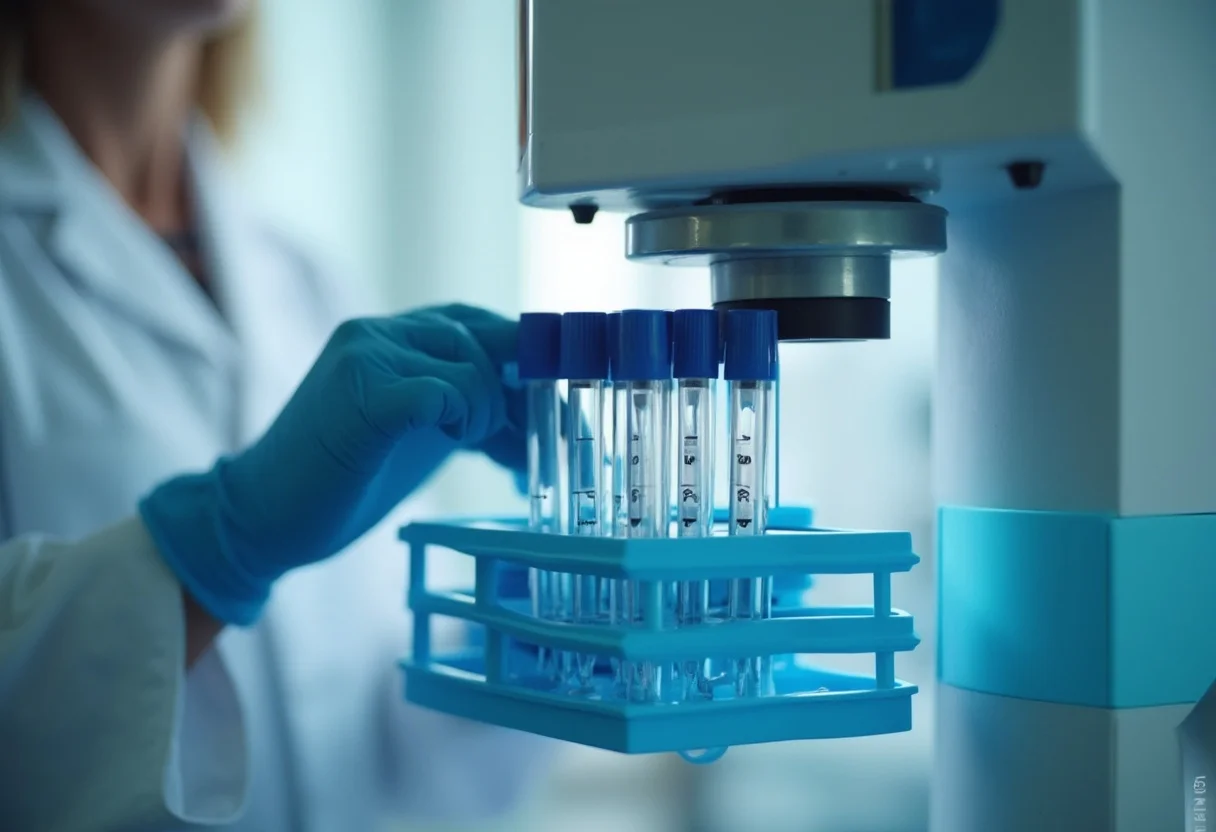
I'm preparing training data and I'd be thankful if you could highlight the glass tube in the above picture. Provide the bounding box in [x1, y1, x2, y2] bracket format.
[677, 379, 715, 537]
[728, 379, 773, 697]
[621, 379, 674, 702]
[527, 379, 562, 532]
[566, 378, 606, 689]
[771, 362, 781, 509]
[526, 378, 561, 679]
[612, 383, 629, 536]
[607, 381, 629, 694]
[626, 380, 671, 536]
[676, 377, 715, 698]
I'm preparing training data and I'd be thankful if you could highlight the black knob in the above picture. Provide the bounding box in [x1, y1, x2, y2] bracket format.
[1007, 161, 1046, 190]
[570, 203, 598, 224]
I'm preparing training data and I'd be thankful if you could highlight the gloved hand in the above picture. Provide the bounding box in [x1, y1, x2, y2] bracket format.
[140, 305, 523, 626]
[421, 304, 527, 474]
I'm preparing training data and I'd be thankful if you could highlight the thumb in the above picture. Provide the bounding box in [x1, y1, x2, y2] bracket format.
[365, 377, 471, 439]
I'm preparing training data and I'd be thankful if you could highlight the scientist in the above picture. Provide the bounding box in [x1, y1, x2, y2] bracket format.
[0, 1, 547, 830]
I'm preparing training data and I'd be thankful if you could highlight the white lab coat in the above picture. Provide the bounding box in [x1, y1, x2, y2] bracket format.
[0, 96, 546, 831]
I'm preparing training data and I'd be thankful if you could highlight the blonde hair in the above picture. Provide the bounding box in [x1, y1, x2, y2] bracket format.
[0, 5, 258, 145]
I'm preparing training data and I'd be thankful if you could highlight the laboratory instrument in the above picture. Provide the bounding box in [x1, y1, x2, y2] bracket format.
[518, 1, 1216, 829]
[612, 309, 674, 702]
[723, 309, 777, 698]
[518, 312, 563, 677]
[559, 311, 610, 689]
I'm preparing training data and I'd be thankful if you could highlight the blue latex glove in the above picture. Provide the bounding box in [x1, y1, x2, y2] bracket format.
[422, 304, 527, 474]
[140, 305, 522, 626]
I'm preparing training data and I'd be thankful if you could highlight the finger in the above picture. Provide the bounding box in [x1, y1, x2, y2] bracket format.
[410, 306, 518, 371]
[457, 318, 517, 371]
[421, 303, 509, 329]
[392, 313, 519, 439]
[391, 315, 503, 392]
[376, 317, 506, 438]
[362, 376, 470, 440]
[383, 351, 501, 443]
[375, 314, 482, 367]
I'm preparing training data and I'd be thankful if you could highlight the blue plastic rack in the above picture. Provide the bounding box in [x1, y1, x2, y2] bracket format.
[400, 508, 920, 758]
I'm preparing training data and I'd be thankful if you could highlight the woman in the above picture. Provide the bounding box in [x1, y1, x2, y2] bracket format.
[0, 1, 545, 829]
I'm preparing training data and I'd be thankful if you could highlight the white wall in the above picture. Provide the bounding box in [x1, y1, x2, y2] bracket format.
[382, 0, 522, 314]
[234, 0, 390, 311]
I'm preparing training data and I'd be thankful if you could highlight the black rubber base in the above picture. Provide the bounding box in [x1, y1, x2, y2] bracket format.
[715, 297, 890, 342]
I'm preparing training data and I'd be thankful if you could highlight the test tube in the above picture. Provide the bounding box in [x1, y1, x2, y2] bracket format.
[606, 312, 628, 693]
[673, 310, 719, 542]
[724, 309, 778, 697]
[519, 313, 563, 679]
[559, 312, 610, 690]
[613, 310, 674, 702]
[608, 312, 628, 538]
[672, 310, 719, 697]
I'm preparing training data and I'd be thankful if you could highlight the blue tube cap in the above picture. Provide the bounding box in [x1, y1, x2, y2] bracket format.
[614, 309, 672, 381]
[723, 309, 778, 381]
[559, 312, 609, 380]
[606, 311, 621, 381]
[517, 312, 561, 380]
[673, 309, 720, 380]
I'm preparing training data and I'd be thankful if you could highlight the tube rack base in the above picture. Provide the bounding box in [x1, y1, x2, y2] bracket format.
[400, 509, 920, 757]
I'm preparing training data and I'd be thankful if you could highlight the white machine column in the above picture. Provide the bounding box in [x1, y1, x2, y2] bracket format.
[933, 181, 1216, 831]
[932, 4, 1216, 829]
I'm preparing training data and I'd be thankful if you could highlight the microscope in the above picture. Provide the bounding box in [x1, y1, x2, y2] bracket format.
[517, 1, 1216, 829]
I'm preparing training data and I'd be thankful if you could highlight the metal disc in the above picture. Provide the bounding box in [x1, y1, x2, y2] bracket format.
[625, 200, 947, 265]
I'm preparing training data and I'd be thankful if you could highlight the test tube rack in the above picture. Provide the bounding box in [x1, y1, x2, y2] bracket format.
[399, 508, 920, 758]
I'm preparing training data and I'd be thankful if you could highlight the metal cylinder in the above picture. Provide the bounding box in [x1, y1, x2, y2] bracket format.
[710, 255, 891, 304]
[625, 199, 946, 341]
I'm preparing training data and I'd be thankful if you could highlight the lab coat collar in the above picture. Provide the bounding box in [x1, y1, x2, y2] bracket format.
[0, 94, 237, 367]
[0, 96, 73, 210]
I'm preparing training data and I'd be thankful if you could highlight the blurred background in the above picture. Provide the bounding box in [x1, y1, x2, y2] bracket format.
[234, 1, 937, 829]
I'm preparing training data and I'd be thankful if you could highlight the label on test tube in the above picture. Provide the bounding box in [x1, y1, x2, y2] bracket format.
[573, 436, 599, 534]
[574, 490, 598, 531]
[628, 432, 644, 528]
[733, 432, 755, 530]
[679, 435, 701, 528]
